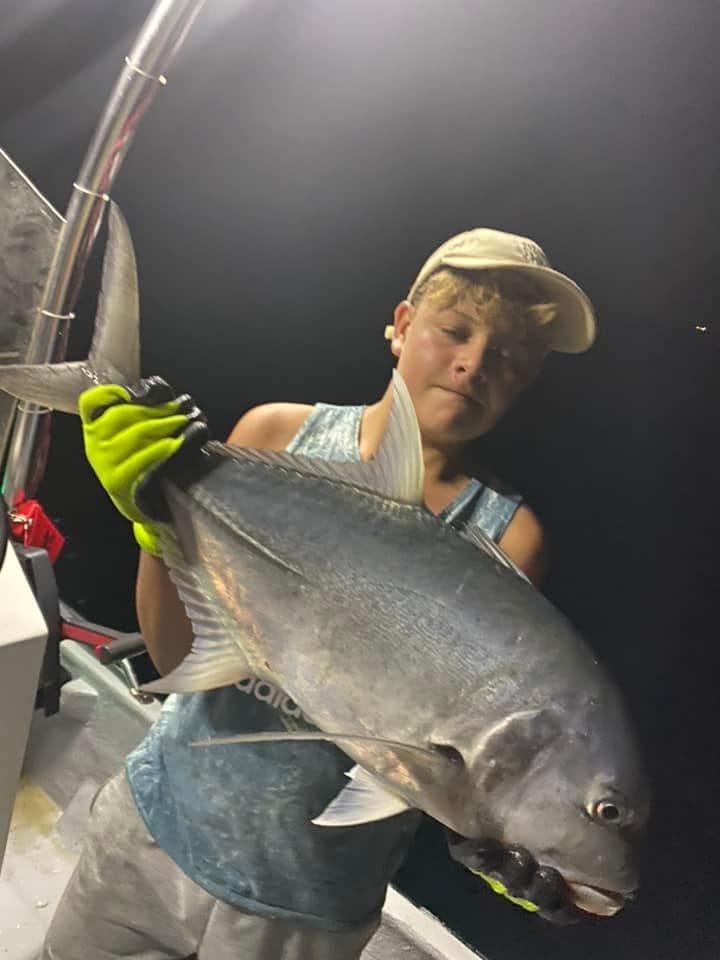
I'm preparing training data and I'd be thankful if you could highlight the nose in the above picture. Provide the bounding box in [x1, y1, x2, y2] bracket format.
[452, 332, 490, 384]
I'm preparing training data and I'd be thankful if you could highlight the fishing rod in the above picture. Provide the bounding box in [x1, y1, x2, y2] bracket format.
[2, 0, 207, 509]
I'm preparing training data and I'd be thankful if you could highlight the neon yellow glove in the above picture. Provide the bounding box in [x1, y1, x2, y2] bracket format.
[79, 382, 197, 558]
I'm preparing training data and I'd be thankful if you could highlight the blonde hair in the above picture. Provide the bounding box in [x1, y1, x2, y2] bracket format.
[411, 267, 557, 346]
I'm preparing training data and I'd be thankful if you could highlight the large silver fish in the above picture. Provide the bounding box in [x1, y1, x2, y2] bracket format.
[0, 204, 650, 919]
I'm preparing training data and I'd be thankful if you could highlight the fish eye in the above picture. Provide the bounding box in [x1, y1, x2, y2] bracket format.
[590, 799, 624, 823]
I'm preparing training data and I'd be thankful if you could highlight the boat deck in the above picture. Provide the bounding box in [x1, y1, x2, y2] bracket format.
[1, 639, 483, 960]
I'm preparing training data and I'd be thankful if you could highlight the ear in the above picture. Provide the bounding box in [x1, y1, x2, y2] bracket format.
[389, 300, 413, 359]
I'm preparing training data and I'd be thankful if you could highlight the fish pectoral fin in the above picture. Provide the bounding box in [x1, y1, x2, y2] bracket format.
[312, 765, 413, 827]
[140, 530, 253, 694]
[209, 370, 424, 505]
[190, 730, 441, 755]
[190, 731, 450, 824]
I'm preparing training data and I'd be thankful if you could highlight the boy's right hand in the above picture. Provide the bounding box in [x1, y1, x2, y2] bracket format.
[445, 831, 582, 924]
[79, 378, 208, 558]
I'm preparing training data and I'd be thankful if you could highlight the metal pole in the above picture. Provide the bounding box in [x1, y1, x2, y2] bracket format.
[3, 0, 207, 506]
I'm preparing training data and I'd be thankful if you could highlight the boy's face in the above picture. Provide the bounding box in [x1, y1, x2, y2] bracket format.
[391, 293, 547, 447]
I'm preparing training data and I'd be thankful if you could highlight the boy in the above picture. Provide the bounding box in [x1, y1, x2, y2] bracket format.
[44, 227, 595, 959]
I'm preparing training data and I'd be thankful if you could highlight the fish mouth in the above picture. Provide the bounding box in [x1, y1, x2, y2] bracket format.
[567, 882, 627, 917]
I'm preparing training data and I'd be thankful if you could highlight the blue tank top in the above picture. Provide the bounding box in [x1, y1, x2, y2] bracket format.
[125, 403, 521, 932]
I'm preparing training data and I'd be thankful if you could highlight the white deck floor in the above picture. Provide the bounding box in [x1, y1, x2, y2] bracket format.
[0, 781, 76, 959]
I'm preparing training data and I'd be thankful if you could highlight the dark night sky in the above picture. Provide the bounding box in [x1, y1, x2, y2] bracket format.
[2, 1, 719, 957]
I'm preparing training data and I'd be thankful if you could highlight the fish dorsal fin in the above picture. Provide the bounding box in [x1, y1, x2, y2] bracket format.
[458, 523, 531, 584]
[141, 528, 254, 694]
[213, 370, 425, 505]
[312, 764, 413, 827]
[88, 202, 140, 384]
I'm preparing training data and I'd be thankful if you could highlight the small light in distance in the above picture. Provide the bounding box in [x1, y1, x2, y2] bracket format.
[695, 324, 708, 333]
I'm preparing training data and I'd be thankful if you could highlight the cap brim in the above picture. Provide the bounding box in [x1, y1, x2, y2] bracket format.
[440, 256, 596, 354]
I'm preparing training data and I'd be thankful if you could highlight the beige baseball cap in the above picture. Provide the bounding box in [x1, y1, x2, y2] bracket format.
[388, 227, 596, 354]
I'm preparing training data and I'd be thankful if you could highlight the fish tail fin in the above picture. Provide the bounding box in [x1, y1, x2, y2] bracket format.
[0, 202, 140, 415]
